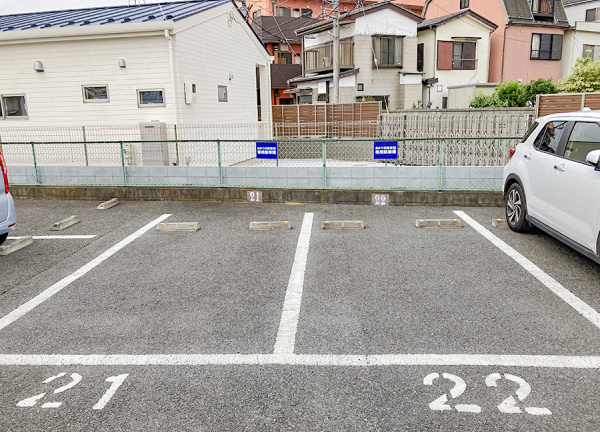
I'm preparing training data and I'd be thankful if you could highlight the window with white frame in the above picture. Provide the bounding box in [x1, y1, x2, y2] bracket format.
[137, 89, 165, 107]
[0, 95, 28, 119]
[82, 85, 109, 102]
[373, 36, 403, 67]
[583, 44, 600, 61]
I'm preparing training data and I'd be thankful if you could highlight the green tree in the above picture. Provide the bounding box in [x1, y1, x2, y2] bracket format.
[469, 79, 559, 108]
[468, 90, 509, 108]
[559, 56, 600, 93]
[494, 81, 528, 107]
[523, 78, 559, 106]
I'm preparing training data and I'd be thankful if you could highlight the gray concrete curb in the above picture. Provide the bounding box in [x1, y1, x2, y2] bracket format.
[10, 185, 504, 207]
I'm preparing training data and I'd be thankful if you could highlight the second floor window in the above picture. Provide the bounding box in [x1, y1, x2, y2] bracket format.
[374, 36, 403, 67]
[276, 7, 290, 17]
[586, 8, 600, 22]
[531, 33, 563, 60]
[453, 42, 476, 70]
[460, 0, 469, 9]
[302, 8, 313, 17]
[278, 52, 292, 64]
[437, 41, 476, 70]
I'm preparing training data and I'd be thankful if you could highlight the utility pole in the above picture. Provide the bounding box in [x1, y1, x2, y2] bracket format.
[331, 0, 340, 104]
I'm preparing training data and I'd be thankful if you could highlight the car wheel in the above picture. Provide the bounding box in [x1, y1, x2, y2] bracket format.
[0, 233, 7, 246]
[506, 183, 530, 233]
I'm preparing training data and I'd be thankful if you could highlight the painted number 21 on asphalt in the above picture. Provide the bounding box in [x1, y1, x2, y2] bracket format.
[17, 373, 129, 411]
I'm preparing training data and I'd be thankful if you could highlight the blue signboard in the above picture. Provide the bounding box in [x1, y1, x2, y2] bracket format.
[256, 142, 278, 159]
[374, 141, 398, 159]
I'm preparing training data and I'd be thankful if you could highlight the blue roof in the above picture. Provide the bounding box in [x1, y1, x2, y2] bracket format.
[0, 0, 231, 32]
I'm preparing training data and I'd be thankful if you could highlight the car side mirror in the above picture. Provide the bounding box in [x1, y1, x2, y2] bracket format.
[587, 149, 600, 171]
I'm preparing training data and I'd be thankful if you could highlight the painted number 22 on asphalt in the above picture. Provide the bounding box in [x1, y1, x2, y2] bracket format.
[17, 373, 129, 410]
[424, 373, 551, 415]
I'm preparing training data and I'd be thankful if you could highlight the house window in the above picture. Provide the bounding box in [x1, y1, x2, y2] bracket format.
[137, 89, 165, 107]
[0, 95, 28, 119]
[442, 97, 448, 108]
[586, 8, 599, 22]
[437, 41, 476, 70]
[253, 9, 261, 19]
[584, 44, 600, 61]
[295, 53, 301, 64]
[279, 42, 289, 51]
[218, 85, 228, 102]
[460, 0, 469, 9]
[293, 8, 300, 17]
[82, 85, 109, 103]
[276, 7, 290, 17]
[374, 36, 403, 67]
[298, 95, 312, 104]
[278, 52, 293, 64]
[452, 42, 476, 70]
[531, 33, 563, 60]
[417, 43, 424, 72]
[301, 8, 312, 17]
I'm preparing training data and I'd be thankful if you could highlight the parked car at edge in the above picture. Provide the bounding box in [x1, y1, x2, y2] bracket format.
[0, 150, 17, 245]
[503, 111, 600, 263]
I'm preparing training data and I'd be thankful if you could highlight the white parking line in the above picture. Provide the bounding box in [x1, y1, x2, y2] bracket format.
[274, 212, 314, 354]
[0, 214, 171, 332]
[455, 211, 600, 331]
[0, 353, 599, 368]
[8, 236, 97, 240]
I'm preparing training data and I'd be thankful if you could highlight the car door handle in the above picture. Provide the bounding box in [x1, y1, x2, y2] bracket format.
[553, 164, 566, 172]
[524, 154, 532, 160]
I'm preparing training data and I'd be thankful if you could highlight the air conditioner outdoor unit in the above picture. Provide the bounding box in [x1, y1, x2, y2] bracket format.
[139, 121, 169, 166]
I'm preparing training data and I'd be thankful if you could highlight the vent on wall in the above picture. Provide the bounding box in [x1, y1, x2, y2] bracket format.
[185, 83, 197, 104]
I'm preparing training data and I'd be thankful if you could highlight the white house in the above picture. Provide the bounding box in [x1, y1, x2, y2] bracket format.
[563, 0, 600, 24]
[0, 0, 272, 128]
[562, 20, 600, 78]
[291, 1, 424, 110]
[417, 9, 497, 109]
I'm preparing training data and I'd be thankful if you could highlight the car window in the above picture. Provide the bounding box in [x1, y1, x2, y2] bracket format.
[564, 121, 600, 164]
[521, 121, 539, 143]
[533, 121, 568, 154]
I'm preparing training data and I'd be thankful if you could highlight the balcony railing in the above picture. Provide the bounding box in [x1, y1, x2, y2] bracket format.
[531, 0, 554, 18]
[452, 58, 478, 70]
[304, 40, 354, 73]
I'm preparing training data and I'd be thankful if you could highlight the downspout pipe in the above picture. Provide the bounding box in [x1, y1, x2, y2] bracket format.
[500, 22, 511, 83]
[165, 29, 179, 125]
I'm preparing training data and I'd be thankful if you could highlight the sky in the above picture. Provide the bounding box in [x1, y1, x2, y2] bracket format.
[0, 0, 183, 15]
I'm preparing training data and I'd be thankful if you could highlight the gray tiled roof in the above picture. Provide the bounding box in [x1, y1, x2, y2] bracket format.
[502, 0, 569, 24]
[562, 0, 595, 5]
[0, 0, 230, 32]
[418, 9, 498, 31]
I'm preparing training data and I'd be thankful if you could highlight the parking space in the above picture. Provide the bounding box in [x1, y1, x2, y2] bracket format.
[1, 199, 600, 431]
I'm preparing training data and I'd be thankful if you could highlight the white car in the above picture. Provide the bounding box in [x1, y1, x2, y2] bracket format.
[503, 111, 600, 263]
[0, 150, 17, 245]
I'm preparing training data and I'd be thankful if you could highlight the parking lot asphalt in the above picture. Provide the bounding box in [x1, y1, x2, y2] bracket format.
[1, 198, 600, 431]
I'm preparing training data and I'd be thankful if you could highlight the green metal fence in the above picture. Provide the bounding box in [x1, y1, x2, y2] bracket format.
[1, 137, 520, 191]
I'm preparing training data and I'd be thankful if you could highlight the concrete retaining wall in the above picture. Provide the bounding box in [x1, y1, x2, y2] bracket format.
[9, 185, 504, 206]
[8, 165, 504, 190]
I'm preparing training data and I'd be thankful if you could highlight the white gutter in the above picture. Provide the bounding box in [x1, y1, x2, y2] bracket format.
[164, 29, 179, 126]
[0, 21, 173, 44]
